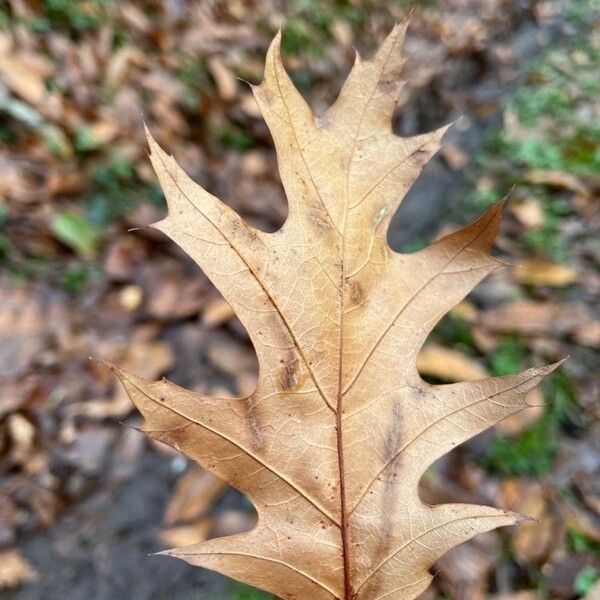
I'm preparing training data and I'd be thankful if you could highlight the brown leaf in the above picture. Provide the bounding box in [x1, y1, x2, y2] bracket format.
[417, 344, 488, 381]
[164, 467, 228, 526]
[202, 297, 235, 327]
[525, 169, 589, 197]
[114, 24, 556, 600]
[160, 518, 214, 549]
[481, 300, 593, 337]
[6, 413, 35, 466]
[513, 261, 578, 287]
[450, 301, 479, 323]
[440, 142, 468, 170]
[142, 260, 207, 320]
[0, 550, 38, 590]
[0, 56, 47, 106]
[207, 56, 238, 101]
[563, 503, 600, 544]
[103, 237, 149, 282]
[500, 480, 557, 566]
[510, 199, 544, 229]
[212, 509, 257, 538]
[574, 321, 600, 349]
[70, 339, 174, 420]
[436, 534, 499, 600]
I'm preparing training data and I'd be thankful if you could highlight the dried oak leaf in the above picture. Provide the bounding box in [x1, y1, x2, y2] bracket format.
[111, 24, 557, 600]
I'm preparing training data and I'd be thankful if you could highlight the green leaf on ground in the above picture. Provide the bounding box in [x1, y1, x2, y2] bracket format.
[574, 566, 599, 595]
[52, 212, 99, 258]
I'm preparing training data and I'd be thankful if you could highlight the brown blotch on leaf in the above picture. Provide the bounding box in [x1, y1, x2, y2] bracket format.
[349, 280, 363, 306]
[278, 350, 298, 391]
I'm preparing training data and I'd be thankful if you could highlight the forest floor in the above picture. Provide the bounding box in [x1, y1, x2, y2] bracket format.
[1, 1, 599, 599]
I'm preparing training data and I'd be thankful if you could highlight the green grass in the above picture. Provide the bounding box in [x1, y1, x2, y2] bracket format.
[52, 211, 99, 258]
[218, 128, 255, 151]
[488, 335, 527, 377]
[480, 369, 576, 477]
[568, 529, 600, 558]
[231, 582, 275, 599]
[61, 262, 101, 295]
[23, 0, 114, 33]
[462, 0, 600, 270]
[574, 566, 599, 595]
[83, 157, 164, 228]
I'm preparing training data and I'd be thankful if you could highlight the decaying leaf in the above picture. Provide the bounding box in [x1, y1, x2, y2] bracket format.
[111, 23, 558, 600]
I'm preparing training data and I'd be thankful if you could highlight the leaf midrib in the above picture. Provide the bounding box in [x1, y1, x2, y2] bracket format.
[153, 148, 336, 415]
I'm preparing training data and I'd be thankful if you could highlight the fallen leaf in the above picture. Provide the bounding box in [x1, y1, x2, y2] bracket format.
[103, 237, 149, 282]
[164, 467, 228, 526]
[142, 259, 208, 320]
[81, 120, 120, 148]
[0, 550, 39, 589]
[417, 344, 488, 381]
[500, 480, 557, 566]
[6, 413, 35, 466]
[160, 518, 214, 548]
[510, 199, 544, 229]
[70, 339, 174, 420]
[105, 46, 145, 88]
[513, 261, 578, 287]
[525, 170, 589, 197]
[113, 24, 556, 600]
[574, 321, 600, 349]
[440, 142, 469, 170]
[450, 300, 479, 323]
[212, 509, 257, 538]
[563, 503, 600, 544]
[0, 56, 47, 106]
[0, 279, 66, 379]
[203, 297, 235, 327]
[51, 211, 99, 258]
[481, 300, 592, 337]
[208, 56, 238, 101]
[436, 534, 498, 600]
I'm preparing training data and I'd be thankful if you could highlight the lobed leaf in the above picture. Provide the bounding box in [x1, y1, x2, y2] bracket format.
[114, 20, 558, 600]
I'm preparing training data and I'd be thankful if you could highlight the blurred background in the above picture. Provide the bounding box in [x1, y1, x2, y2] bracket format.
[1, 0, 599, 599]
